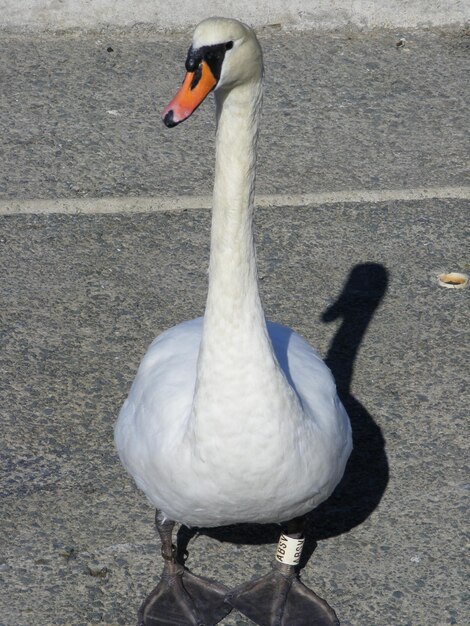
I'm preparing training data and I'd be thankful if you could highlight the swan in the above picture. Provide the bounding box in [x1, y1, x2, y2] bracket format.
[115, 17, 352, 626]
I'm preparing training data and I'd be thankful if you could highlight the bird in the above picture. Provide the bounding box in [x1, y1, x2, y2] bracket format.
[115, 17, 352, 626]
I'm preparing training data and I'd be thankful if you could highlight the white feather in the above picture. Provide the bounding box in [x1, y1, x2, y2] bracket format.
[115, 18, 352, 529]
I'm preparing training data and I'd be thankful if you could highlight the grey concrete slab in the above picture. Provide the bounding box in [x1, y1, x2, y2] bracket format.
[0, 27, 469, 201]
[1, 200, 469, 626]
[2, 0, 469, 32]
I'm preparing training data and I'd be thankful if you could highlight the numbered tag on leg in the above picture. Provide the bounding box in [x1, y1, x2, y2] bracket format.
[275, 534, 305, 566]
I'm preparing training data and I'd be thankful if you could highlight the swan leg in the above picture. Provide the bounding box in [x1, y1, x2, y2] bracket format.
[137, 511, 232, 626]
[226, 517, 339, 626]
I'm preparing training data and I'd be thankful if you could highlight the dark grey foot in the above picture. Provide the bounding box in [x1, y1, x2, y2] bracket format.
[138, 561, 231, 626]
[226, 562, 339, 626]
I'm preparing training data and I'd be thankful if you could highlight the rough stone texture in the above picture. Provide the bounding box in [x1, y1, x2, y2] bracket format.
[1, 1, 469, 32]
[1, 27, 469, 626]
[0, 28, 469, 201]
[1, 202, 469, 626]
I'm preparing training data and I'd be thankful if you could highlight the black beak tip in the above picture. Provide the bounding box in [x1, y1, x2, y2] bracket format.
[163, 110, 179, 128]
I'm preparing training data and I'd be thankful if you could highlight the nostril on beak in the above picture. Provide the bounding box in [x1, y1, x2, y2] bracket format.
[163, 110, 178, 128]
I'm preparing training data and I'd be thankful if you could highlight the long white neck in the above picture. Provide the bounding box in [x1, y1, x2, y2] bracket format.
[206, 80, 264, 339]
[190, 78, 300, 436]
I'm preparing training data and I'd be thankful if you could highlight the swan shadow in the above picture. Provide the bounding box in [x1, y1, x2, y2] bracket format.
[177, 263, 389, 568]
[308, 262, 389, 542]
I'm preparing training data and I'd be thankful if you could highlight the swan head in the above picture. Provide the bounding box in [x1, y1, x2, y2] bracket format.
[162, 17, 262, 127]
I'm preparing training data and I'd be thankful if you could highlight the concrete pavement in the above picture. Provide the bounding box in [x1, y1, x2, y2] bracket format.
[1, 26, 469, 626]
[1, 28, 469, 202]
[2, 1, 469, 32]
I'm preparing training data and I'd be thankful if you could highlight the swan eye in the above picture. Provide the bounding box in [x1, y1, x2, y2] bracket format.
[185, 42, 231, 82]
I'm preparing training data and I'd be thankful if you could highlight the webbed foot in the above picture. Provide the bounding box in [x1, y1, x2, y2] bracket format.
[226, 561, 339, 626]
[138, 561, 231, 626]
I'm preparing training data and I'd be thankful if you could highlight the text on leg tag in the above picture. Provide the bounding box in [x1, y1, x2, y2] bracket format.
[275, 533, 305, 566]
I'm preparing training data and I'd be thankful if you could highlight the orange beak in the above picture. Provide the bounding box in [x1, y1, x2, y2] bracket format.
[162, 60, 217, 127]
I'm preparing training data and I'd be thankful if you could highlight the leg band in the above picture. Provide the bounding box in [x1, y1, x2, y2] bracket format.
[275, 533, 305, 566]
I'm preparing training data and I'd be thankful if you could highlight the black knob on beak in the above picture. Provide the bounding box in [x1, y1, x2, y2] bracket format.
[163, 110, 178, 128]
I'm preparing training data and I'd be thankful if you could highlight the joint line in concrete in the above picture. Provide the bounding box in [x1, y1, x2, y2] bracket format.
[0, 187, 469, 215]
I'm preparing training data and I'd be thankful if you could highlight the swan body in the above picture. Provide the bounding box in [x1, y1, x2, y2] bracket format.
[115, 17, 352, 530]
[116, 318, 351, 527]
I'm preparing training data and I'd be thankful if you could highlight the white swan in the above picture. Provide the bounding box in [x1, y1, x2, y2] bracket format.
[115, 17, 352, 626]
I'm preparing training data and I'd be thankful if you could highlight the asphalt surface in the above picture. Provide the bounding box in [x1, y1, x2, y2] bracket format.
[1, 25, 469, 626]
[1, 27, 469, 200]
